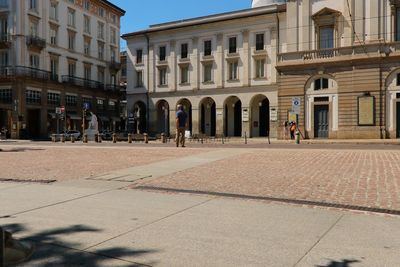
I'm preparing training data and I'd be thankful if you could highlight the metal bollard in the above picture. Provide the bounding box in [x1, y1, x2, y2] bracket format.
[295, 131, 300, 144]
[61, 134, 65, 143]
[97, 134, 102, 143]
[83, 133, 88, 143]
[1, 227, 4, 267]
[144, 133, 148, 144]
[51, 134, 56, 143]
[161, 133, 166, 143]
[128, 133, 132, 143]
[112, 133, 117, 143]
[71, 135, 75, 143]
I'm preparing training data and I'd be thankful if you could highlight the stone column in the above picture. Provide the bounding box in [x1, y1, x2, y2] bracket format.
[191, 107, 199, 135]
[216, 33, 224, 88]
[148, 44, 155, 92]
[215, 106, 224, 136]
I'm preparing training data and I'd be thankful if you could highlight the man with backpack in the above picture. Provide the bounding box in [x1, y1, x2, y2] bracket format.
[176, 105, 188, 147]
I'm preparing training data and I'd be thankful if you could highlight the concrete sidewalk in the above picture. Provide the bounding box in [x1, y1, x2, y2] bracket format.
[1, 179, 399, 267]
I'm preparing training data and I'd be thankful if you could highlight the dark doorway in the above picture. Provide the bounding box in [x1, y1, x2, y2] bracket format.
[396, 102, 400, 138]
[177, 99, 192, 133]
[157, 101, 169, 136]
[234, 100, 242, 136]
[211, 102, 216, 136]
[27, 109, 41, 139]
[0, 109, 11, 138]
[200, 99, 216, 136]
[314, 105, 329, 138]
[224, 104, 228, 136]
[259, 98, 270, 136]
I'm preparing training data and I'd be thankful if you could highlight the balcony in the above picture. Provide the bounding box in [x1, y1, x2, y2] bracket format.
[62, 75, 104, 90]
[0, 66, 52, 80]
[277, 42, 400, 70]
[108, 60, 121, 71]
[105, 84, 124, 92]
[26, 35, 46, 50]
[0, 33, 11, 49]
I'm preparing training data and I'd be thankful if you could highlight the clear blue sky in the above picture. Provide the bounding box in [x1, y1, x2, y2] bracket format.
[110, 0, 252, 50]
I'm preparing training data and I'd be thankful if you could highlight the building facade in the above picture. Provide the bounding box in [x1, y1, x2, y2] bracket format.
[278, 0, 400, 139]
[123, 4, 284, 138]
[0, 0, 125, 139]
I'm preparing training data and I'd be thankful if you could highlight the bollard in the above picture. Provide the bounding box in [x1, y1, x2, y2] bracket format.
[244, 132, 247, 144]
[51, 134, 56, 143]
[144, 133, 148, 144]
[222, 135, 224, 145]
[1, 227, 4, 267]
[128, 133, 132, 143]
[295, 131, 300, 144]
[112, 133, 117, 143]
[61, 134, 65, 143]
[161, 133, 166, 143]
[83, 133, 88, 143]
[97, 134, 102, 143]
[71, 135, 75, 143]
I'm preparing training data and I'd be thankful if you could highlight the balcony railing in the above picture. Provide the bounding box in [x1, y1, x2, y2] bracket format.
[0, 66, 53, 80]
[108, 60, 121, 71]
[26, 35, 46, 50]
[0, 33, 11, 48]
[277, 42, 400, 67]
[62, 75, 104, 90]
[105, 84, 124, 92]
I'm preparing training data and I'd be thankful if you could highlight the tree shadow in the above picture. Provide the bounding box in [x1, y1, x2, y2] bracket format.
[317, 259, 360, 267]
[0, 147, 44, 153]
[3, 223, 158, 266]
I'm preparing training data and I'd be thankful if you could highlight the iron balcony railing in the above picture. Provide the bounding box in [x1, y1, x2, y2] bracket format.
[108, 60, 121, 70]
[105, 84, 124, 92]
[62, 75, 104, 90]
[26, 35, 46, 50]
[0, 33, 11, 47]
[0, 66, 54, 80]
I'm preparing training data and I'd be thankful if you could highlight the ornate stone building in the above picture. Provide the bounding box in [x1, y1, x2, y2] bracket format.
[0, 0, 125, 139]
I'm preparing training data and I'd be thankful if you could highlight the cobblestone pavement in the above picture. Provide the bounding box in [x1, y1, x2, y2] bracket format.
[0, 146, 210, 181]
[140, 148, 400, 211]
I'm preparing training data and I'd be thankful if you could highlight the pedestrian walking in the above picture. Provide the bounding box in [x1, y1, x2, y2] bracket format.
[289, 121, 296, 140]
[283, 121, 288, 140]
[176, 104, 188, 147]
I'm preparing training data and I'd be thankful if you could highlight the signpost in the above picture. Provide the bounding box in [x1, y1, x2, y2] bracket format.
[292, 97, 301, 115]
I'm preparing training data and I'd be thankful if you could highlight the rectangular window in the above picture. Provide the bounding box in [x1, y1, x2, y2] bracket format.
[66, 95, 77, 107]
[180, 65, 189, 84]
[181, 43, 188, 59]
[204, 40, 212, 56]
[50, 58, 58, 79]
[84, 66, 91, 80]
[47, 92, 60, 106]
[204, 64, 212, 82]
[68, 9, 75, 27]
[159, 68, 167, 85]
[50, 28, 57, 45]
[98, 43, 104, 60]
[229, 37, 237, 54]
[30, 0, 37, 11]
[0, 51, 8, 66]
[49, 2, 58, 20]
[29, 21, 38, 36]
[26, 90, 41, 104]
[256, 33, 264, 50]
[229, 61, 238, 80]
[0, 89, 12, 104]
[136, 49, 143, 64]
[68, 33, 75, 50]
[136, 71, 143, 87]
[110, 28, 116, 44]
[111, 14, 117, 24]
[98, 68, 104, 84]
[397, 8, 400, 41]
[159, 46, 166, 61]
[84, 39, 90, 55]
[68, 62, 76, 76]
[314, 78, 329, 90]
[255, 59, 265, 78]
[98, 7, 104, 17]
[110, 48, 116, 62]
[29, 54, 39, 68]
[83, 0, 90, 11]
[0, 17, 7, 35]
[97, 22, 104, 39]
[84, 15, 90, 34]
[319, 26, 334, 49]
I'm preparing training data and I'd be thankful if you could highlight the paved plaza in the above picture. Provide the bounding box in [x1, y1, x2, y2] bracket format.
[0, 141, 400, 266]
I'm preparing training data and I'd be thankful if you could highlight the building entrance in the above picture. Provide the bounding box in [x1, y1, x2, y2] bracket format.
[396, 102, 400, 138]
[314, 105, 329, 138]
[27, 109, 41, 139]
[0, 109, 11, 138]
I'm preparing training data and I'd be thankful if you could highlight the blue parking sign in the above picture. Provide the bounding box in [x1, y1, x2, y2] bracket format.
[83, 102, 90, 110]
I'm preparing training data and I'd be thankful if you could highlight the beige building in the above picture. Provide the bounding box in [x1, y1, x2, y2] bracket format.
[123, 3, 284, 138]
[0, 0, 125, 139]
[277, 0, 400, 139]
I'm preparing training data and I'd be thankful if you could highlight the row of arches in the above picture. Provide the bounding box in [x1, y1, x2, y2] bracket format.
[142, 94, 271, 137]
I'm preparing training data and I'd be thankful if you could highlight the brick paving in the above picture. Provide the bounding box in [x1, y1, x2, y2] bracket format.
[140, 149, 400, 211]
[0, 146, 209, 181]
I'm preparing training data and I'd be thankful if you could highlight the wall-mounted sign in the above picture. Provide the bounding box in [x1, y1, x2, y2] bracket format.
[242, 108, 249, 122]
[358, 96, 375, 126]
[270, 108, 278, 121]
[292, 97, 301, 114]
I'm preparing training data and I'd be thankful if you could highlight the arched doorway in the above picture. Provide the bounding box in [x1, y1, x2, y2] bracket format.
[251, 95, 270, 137]
[199, 97, 216, 136]
[133, 101, 146, 134]
[224, 96, 242, 137]
[385, 69, 400, 138]
[156, 100, 170, 136]
[177, 98, 192, 133]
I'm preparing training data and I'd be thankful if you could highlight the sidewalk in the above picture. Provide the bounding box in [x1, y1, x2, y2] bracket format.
[1, 178, 399, 267]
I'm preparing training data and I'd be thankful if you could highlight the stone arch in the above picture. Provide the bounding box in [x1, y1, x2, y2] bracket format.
[250, 94, 270, 137]
[177, 98, 192, 133]
[224, 96, 242, 137]
[156, 99, 170, 136]
[199, 97, 216, 136]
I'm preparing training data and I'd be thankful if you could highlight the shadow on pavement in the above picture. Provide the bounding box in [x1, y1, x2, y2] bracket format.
[0, 147, 44, 153]
[317, 259, 360, 267]
[3, 223, 157, 266]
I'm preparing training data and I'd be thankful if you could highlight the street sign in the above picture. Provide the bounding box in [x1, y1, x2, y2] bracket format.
[83, 102, 90, 110]
[292, 97, 301, 114]
[55, 107, 61, 114]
